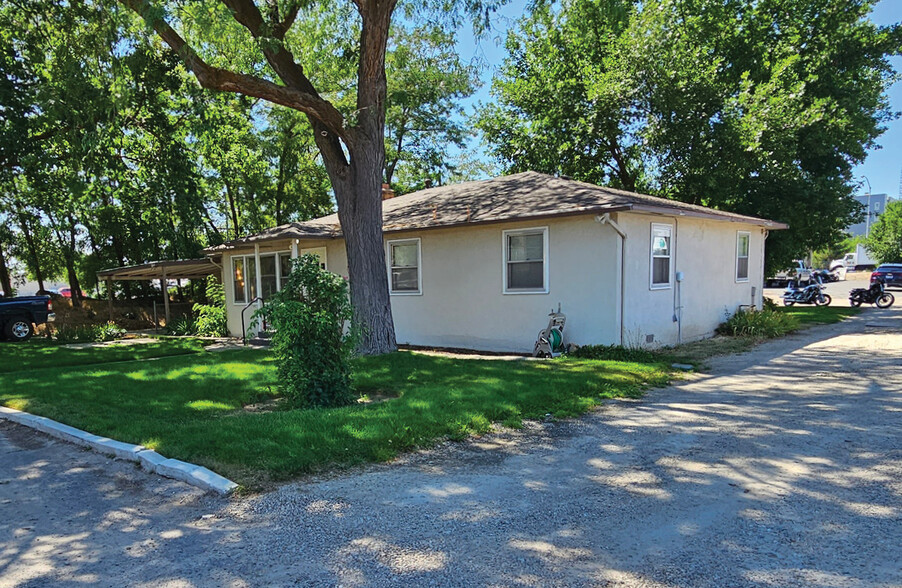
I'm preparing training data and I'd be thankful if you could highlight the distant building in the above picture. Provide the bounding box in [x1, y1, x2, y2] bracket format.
[848, 193, 897, 267]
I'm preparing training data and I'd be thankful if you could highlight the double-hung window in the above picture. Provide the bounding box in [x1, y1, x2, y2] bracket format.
[503, 227, 548, 294]
[388, 239, 421, 294]
[650, 223, 672, 289]
[736, 231, 750, 282]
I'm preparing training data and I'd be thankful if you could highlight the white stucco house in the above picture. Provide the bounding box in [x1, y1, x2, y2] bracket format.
[204, 172, 787, 353]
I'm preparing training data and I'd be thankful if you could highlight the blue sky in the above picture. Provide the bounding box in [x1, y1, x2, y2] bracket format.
[455, 0, 902, 197]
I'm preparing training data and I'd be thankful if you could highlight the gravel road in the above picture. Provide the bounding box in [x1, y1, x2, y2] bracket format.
[1, 307, 900, 587]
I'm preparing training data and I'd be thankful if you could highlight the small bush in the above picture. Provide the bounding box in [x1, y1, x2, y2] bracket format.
[261, 254, 357, 408]
[762, 297, 779, 312]
[570, 344, 662, 363]
[716, 308, 799, 338]
[166, 315, 196, 336]
[54, 321, 126, 343]
[193, 278, 228, 337]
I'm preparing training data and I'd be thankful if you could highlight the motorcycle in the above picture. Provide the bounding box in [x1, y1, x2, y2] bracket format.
[782, 275, 831, 306]
[849, 279, 895, 308]
[812, 269, 840, 283]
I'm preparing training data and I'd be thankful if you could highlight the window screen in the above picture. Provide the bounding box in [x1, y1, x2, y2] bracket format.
[506, 231, 545, 291]
[389, 241, 419, 293]
[651, 225, 672, 287]
[736, 232, 750, 281]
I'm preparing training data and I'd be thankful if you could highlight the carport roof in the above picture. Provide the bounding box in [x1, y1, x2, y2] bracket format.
[96, 258, 220, 281]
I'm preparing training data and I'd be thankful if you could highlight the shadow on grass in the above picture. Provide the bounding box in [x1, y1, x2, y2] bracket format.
[1, 348, 668, 487]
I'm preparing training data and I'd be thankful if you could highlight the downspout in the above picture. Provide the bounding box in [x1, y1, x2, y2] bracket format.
[596, 214, 627, 345]
[670, 216, 683, 345]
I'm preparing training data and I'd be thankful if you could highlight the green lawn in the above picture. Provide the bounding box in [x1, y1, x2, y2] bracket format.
[0, 337, 208, 373]
[777, 305, 860, 325]
[0, 340, 669, 488]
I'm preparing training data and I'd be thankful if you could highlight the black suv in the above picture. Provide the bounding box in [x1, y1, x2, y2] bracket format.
[871, 264, 902, 290]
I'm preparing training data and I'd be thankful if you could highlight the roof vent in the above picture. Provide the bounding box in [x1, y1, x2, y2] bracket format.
[382, 183, 395, 200]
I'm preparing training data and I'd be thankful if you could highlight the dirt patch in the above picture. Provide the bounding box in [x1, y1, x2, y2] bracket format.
[242, 397, 289, 413]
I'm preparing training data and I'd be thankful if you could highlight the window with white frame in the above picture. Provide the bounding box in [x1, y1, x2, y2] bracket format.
[388, 239, 421, 294]
[736, 231, 750, 281]
[231, 250, 291, 303]
[232, 257, 247, 304]
[503, 227, 548, 293]
[650, 223, 672, 289]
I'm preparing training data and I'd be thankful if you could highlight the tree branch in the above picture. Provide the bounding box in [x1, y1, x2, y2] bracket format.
[120, 0, 348, 139]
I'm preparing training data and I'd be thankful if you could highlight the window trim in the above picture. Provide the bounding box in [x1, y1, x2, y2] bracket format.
[735, 231, 751, 283]
[230, 250, 291, 305]
[502, 226, 550, 295]
[649, 223, 673, 291]
[386, 238, 422, 296]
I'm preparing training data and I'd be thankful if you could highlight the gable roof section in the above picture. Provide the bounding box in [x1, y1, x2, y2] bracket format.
[206, 171, 787, 251]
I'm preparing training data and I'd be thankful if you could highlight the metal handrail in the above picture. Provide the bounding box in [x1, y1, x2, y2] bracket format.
[241, 297, 266, 345]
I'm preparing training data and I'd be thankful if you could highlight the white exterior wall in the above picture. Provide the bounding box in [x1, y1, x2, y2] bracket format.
[221, 212, 767, 351]
[619, 212, 766, 346]
[382, 217, 621, 352]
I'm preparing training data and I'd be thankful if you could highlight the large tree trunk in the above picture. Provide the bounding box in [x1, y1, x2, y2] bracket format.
[332, 148, 397, 355]
[122, 0, 400, 355]
[0, 239, 12, 296]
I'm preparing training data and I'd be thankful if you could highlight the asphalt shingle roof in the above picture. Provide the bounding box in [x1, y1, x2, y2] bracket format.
[206, 171, 787, 251]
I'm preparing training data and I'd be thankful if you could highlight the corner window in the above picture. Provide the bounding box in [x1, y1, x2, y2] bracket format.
[230, 250, 290, 304]
[388, 239, 421, 294]
[650, 223, 672, 289]
[503, 227, 548, 294]
[232, 257, 246, 304]
[736, 232, 750, 282]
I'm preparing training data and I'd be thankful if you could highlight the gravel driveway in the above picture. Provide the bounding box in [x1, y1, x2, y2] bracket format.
[2, 307, 900, 587]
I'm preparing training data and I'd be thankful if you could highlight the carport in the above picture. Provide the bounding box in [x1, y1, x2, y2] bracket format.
[96, 258, 220, 324]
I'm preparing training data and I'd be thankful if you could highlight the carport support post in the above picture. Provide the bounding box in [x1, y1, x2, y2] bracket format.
[162, 267, 171, 326]
[106, 278, 113, 321]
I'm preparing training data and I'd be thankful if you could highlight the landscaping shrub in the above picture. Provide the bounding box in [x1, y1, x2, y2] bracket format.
[166, 315, 197, 336]
[193, 278, 228, 337]
[54, 321, 126, 343]
[261, 254, 357, 408]
[569, 343, 662, 363]
[716, 308, 799, 338]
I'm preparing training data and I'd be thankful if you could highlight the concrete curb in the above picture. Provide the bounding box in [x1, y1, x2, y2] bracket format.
[0, 406, 238, 495]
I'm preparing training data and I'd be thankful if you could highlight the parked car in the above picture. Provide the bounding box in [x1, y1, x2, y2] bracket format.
[0, 296, 55, 342]
[871, 264, 902, 290]
[57, 287, 72, 298]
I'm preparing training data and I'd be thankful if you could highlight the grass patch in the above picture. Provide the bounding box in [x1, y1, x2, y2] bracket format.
[0, 338, 209, 373]
[0, 347, 669, 488]
[777, 306, 860, 325]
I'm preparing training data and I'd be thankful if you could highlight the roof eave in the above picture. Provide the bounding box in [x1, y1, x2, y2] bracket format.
[628, 204, 788, 229]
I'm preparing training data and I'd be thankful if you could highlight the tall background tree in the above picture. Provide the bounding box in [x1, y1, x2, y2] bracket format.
[865, 200, 902, 263]
[478, 0, 902, 271]
[115, 0, 494, 354]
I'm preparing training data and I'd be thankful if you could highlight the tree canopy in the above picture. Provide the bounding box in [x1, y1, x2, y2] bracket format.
[478, 0, 902, 270]
[0, 0, 482, 328]
[866, 200, 902, 263]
